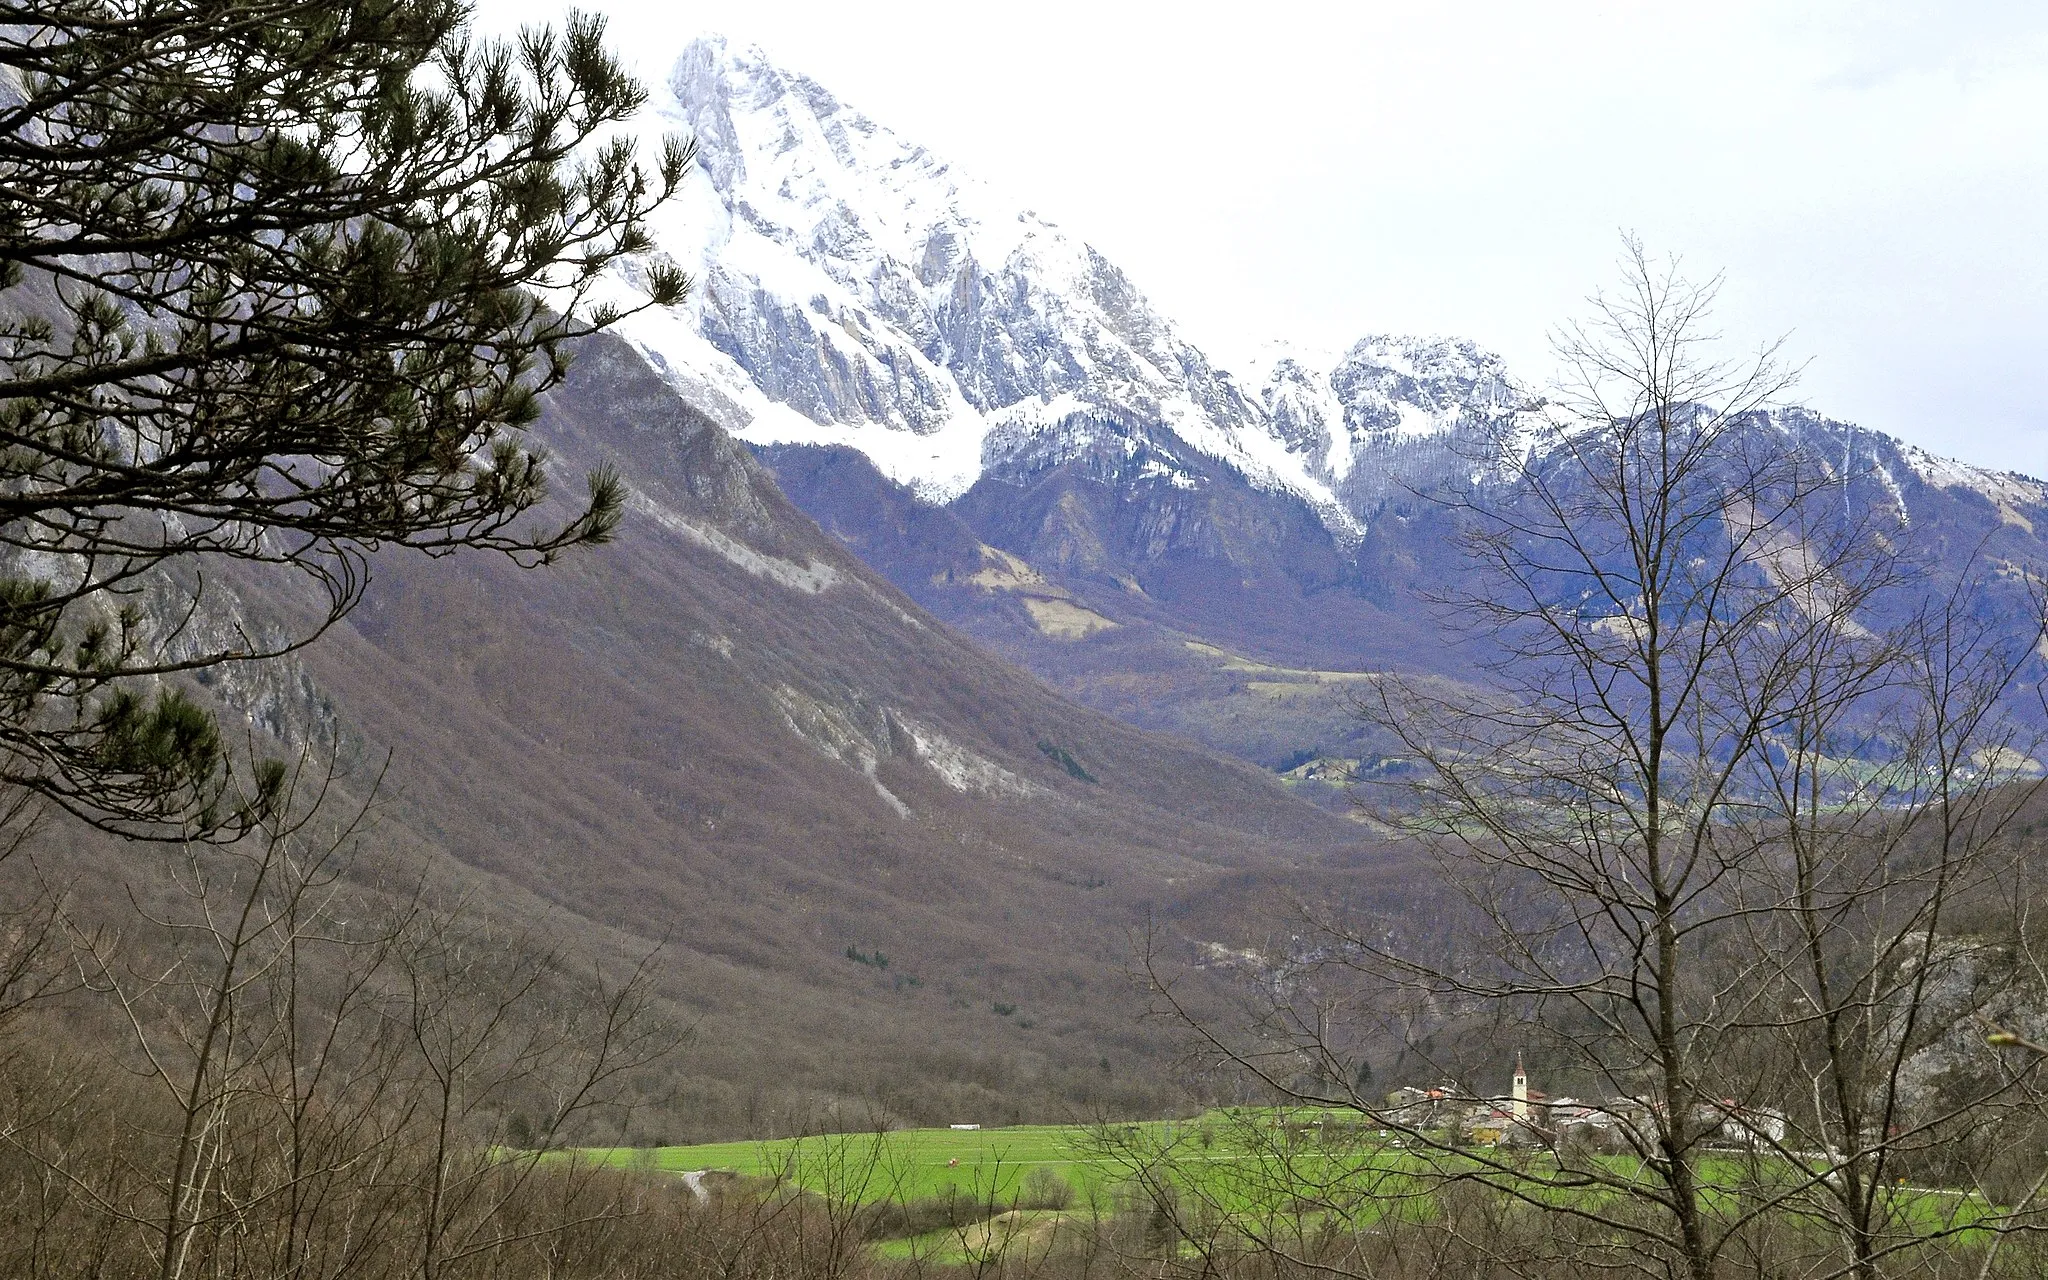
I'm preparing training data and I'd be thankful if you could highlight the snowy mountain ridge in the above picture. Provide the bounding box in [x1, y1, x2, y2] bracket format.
[604, 34, 2040, 549]
[605, 36, 1487, 538]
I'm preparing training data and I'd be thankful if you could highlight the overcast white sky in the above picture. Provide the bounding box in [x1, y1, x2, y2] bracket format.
[479, 1, 2048, 476]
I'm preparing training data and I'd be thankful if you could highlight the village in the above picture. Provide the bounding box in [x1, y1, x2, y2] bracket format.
[1378, 1056, 1789, 1152]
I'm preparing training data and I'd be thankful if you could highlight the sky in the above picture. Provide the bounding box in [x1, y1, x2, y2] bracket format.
[476, 1, 2048, 476]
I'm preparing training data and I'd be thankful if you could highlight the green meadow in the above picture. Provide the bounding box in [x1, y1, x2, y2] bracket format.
[574, 1112, 1730, 1236]
[580, 1120, 1145, 1205]
[572, 1112, 1996, 1262]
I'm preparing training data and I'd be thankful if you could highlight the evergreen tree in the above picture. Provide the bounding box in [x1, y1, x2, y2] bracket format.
[0, 0, 689, 835]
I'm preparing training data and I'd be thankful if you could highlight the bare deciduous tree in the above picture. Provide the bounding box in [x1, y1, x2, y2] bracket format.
[0, 755, 681, 1280]
[1145, 240, 2048, 1280]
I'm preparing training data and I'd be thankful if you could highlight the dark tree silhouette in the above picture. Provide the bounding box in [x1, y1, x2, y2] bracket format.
[0, 0, 690, 835]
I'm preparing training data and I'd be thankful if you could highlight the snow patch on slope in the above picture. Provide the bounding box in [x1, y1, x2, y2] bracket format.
[1901, 446, 2046, 533]
[890, 713, 1046, 798]
[633, 494, 841, 593]
[769, 684, 911, 817]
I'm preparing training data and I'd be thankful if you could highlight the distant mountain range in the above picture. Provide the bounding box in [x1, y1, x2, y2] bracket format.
[597, 35, 2048, 773]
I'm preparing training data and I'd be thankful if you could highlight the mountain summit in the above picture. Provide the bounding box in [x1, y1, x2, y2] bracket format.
[615, 36, 1372, 527]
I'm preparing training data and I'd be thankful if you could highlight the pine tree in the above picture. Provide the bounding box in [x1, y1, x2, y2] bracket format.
[0, 0, 689, 835]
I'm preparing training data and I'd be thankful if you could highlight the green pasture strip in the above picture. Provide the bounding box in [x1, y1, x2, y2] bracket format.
[575, 1112, 1333, 1200]
[580, 1122, 1130, 1205]
[573, 1113, 2001, 1247]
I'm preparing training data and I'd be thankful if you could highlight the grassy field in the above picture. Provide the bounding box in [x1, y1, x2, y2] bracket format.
[579, 1112, 1466, 1236]
[573, 1113, 1996, 1262]
[580, 1120, 1145, 1206]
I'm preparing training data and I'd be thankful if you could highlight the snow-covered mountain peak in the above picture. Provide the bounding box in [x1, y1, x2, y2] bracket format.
[602, 36, 1379, 516]
[1337, 336, 1521, 410]
[1232, 333, 1526, 492]
[668, 36, 1042, 291]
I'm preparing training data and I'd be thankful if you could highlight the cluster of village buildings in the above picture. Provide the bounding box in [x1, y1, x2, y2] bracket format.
[1380, 1056, 1788, 1150]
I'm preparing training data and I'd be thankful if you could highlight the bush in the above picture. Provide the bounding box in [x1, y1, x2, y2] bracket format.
[859, 1186, 996, 1241]
[1018, 1166, 1074, 1210]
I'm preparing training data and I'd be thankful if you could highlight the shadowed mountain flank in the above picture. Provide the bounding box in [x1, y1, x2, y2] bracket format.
[257, 334, 1396, 1137]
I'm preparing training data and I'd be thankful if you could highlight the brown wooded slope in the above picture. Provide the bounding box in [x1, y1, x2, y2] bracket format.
[253, 335, 1399, 1138]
